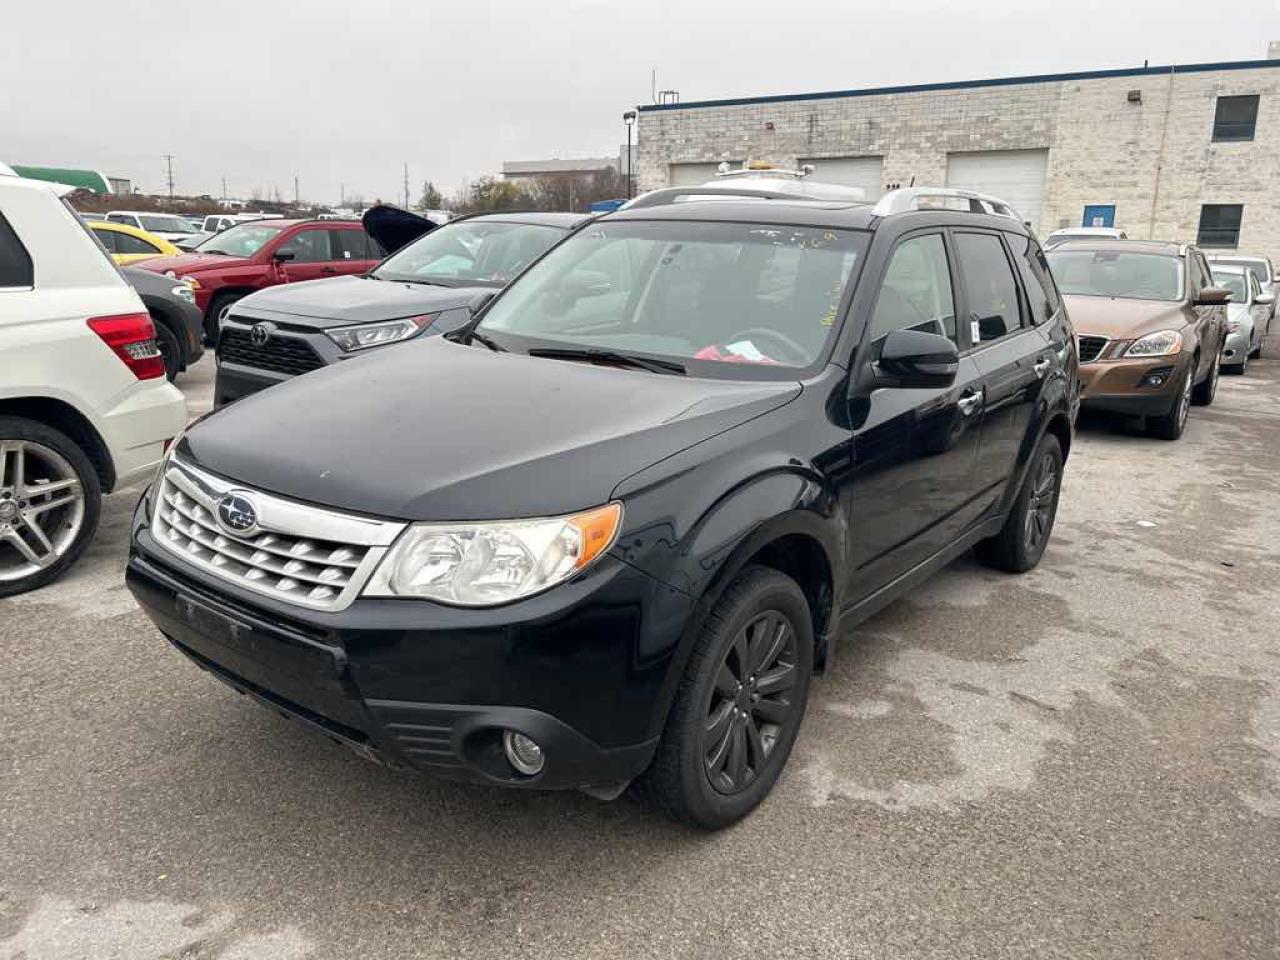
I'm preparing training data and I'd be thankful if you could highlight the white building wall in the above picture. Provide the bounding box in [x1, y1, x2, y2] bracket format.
[635, 63, 1280, 262]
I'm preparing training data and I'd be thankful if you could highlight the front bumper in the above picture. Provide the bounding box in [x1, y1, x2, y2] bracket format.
[1222, 330, 1252, 366]
[1077, 351, 1191, 417]
[126, 495, 690, 790]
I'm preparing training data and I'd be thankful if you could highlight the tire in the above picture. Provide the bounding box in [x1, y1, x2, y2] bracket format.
[974, 432, 1064, 573]
[152, 316, 183, 381]
[1224, 351, 1248, 375]
[1192, 346, 1221, 406]
[0, 417, 103, 598]
[204, 291, 244, 346]
[640, 566, 814, 829]
[1146, 361, 1194, 440]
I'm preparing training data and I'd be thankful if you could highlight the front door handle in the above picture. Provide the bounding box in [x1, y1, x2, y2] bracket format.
[1033, 355, 1052, 378]
[321, 266, 337, 274]
[957, 387, 984, 416]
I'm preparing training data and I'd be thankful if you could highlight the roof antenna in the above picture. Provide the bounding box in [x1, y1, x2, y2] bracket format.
[1143, 59, 1149, 68]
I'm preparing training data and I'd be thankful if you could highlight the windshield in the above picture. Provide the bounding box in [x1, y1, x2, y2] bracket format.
[1212, 270, 1248, 302]
[195, 222, 284, 257]
[373, 220, 565, 286]
[477, 220, 867, 378]
[1213, 258, 1270, 288]
[1045, 249, 1183, 302]
[139, 215, 196, 234]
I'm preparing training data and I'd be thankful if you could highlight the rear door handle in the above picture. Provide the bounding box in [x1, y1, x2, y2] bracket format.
[1033, 355, 1052, 378]
[321, 266, 337, 274]
[957, 387, 984, 416]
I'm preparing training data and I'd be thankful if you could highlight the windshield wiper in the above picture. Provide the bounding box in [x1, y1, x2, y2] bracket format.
[528, 347, 685, 376]
[465, 329, 505, 352]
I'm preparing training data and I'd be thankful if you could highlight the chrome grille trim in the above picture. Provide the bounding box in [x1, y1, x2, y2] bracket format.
[1077, 335, 1109, 363]
[150, 456, 405, 611]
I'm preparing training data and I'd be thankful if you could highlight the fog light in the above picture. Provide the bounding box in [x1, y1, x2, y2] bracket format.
[502, 731, 545, 776]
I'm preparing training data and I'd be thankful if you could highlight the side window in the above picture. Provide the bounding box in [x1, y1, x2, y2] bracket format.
[867, 233, 957, 356]
[954, 232, 1023, 343]
[92, 228, 119, 254]
[1011, 233, 1061, 325]
[0, 213, 34, 287]
[332, 229, 372, 261]
[114, 232, 158, 255]
[277, 229, 331, 263]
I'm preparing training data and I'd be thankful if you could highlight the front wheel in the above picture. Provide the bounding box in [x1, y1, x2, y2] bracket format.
[640, 566, 814, 829]
[204, 291, 244, 346]
[152, 317, 182, 381]
[0, 418, 102, 598]
[975, 432, 1064, 573]
[1147, 361, 1194, 440]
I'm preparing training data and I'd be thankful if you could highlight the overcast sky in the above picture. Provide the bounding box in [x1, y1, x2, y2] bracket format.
[4, 0, 1279, 206]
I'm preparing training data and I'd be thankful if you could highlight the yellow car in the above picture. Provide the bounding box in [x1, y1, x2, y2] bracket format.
[88, 221, 182, 265]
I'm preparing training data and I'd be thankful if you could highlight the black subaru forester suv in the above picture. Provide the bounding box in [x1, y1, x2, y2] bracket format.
[127, 178, 1078, 829]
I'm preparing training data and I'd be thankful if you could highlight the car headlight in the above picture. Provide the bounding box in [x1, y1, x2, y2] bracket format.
[364, 503, 622, 606]
[171, 284, 196, 304]
[325, 315, 436, 352]
[179, 275, 201, 290]
[1125, 329, 1182, 357]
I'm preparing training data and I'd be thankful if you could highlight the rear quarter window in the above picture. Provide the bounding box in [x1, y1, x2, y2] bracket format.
[0, 213, 35, 287]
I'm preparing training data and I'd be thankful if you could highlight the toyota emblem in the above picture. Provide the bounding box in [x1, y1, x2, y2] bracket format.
[215, 492, 260, 537]
[250, 323, 272, 347]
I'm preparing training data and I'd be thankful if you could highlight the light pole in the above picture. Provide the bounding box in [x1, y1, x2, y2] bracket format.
[623, 110, 637, 198]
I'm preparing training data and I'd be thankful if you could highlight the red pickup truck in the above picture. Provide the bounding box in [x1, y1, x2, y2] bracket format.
[135, 219, 382, 343]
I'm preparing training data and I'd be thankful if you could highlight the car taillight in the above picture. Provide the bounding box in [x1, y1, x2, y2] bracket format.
[87, 312, 166, 380]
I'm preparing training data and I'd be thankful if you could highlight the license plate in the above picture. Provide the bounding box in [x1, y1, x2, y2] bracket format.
[175, 593, 250, 648]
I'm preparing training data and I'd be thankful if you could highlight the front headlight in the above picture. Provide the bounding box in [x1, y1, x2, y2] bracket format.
[1125, 329, 1182, 357]
[364, 503, 622, 606]
[179, 275, 201, 290]
[171, 284, 196, 304]
[326, 315, 436, 352]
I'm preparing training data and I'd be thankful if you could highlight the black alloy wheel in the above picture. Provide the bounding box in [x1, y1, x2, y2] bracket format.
[640, 565, 814, 829]
[702, 609, 800, 795]
[1023, 449, 1058, 557]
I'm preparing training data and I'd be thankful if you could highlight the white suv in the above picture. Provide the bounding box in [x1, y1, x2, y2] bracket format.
[0, 175, 188, 596]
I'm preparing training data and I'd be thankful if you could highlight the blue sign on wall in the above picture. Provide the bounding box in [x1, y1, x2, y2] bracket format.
[1082, 204, 1116, 228]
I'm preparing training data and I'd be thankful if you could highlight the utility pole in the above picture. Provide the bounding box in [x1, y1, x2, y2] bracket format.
[162, 154, 175, 200]
[340, 183, 345, 208]
[221, 176, 227, 203]
[294, 175, 300, 206]
[402, 162, 410, 210]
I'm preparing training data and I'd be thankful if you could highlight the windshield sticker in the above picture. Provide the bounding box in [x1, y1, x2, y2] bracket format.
[694, 342, 780, 365]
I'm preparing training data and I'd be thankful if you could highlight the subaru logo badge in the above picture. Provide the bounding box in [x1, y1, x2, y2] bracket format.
[216, 492, 260, 537]
[250, 323, 272, 347]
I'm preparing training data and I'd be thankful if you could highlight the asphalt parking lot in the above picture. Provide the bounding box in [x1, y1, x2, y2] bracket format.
[3, 353, 1279, 960]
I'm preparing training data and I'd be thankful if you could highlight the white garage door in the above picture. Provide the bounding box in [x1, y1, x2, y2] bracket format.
[669, 162, 737, 186]
[945, 150, 1048, 228]
[799, 156, 883, 199]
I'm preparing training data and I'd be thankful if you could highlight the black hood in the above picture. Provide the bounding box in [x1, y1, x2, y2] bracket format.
[182, 337, 800, 521]
[234, 274, 480, 328]
[362, 204, 436, 254]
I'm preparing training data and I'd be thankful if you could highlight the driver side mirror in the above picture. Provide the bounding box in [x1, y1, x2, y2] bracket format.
[1256, 292, 1275, 306]
[874, 329, 959, 389]
[467, 290, 497, 315]
[273, 250, 296, 263]
[1194, 286, 1231, 305]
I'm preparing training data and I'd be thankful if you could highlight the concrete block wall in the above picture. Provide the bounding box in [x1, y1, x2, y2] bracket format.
[635, 63, 1280, 262]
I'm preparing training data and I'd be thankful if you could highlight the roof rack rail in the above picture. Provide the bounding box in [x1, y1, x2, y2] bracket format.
[624, 178, 866, 210]
[871, 187, 1023, 222]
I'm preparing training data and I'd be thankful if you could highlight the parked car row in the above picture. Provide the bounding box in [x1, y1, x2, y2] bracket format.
[1, 163, 1270, 831]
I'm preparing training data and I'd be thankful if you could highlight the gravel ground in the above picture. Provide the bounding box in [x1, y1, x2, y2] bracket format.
[2, 353, 1278, 959]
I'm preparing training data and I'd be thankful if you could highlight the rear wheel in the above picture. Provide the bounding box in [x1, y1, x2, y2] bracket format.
[640, 566, 813, 829]
[975, 432, 1064, 573]
[1192, 345, 1221, 406]
[0, 418, 102, 598]
[1147, 361, 1193, 440]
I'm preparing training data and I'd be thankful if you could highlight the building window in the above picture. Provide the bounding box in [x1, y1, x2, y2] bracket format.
[1213, 95, 1259, 141]
[1197, 204, 1244, 248]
